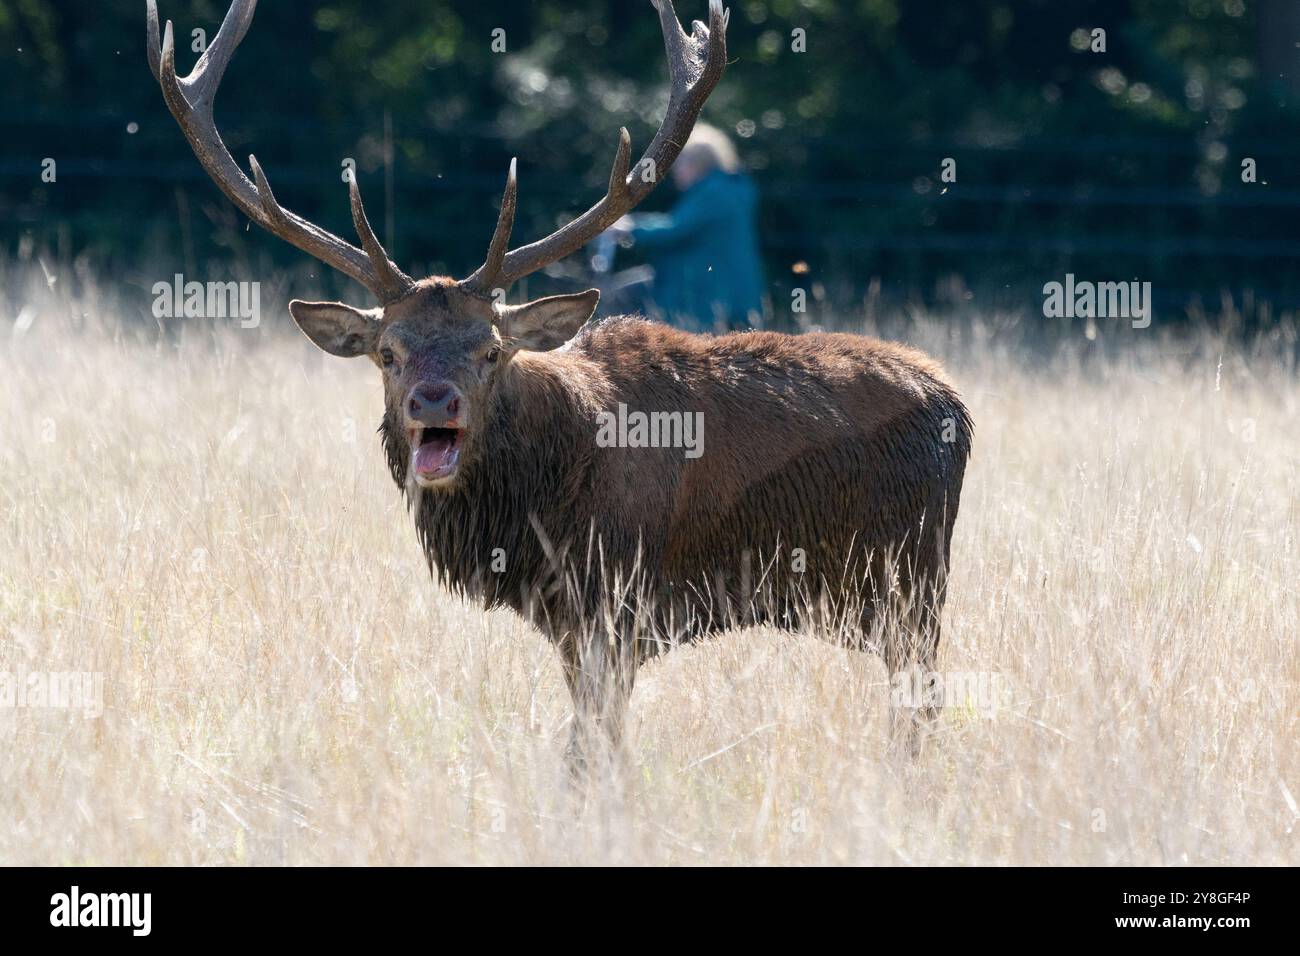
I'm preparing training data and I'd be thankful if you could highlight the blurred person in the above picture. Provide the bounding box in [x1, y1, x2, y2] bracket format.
[607, 124, 765, 332]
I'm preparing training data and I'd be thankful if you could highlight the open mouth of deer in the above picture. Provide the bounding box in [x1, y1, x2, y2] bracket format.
[411, 426, 463, 485]
[152, 0, 729, 485]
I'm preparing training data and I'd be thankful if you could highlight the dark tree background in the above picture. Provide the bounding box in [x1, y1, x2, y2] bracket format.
[3, 0, 1298, 322]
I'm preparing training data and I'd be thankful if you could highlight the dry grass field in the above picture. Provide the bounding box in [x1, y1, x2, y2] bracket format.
[2, 271, 1297, 865]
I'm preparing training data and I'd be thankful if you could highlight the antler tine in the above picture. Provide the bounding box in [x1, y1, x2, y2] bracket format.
[156, 19, 189, 121]
[248, 154, 289, 226]
[146, 0, 162, 82]
[465, 159, 519, 297]
[607, 127, 633, 201]
[349, 174, 415, 301]
[147, 0, 412, 302]
[461, 0, 728, 293]
[185, 0, 258, 104]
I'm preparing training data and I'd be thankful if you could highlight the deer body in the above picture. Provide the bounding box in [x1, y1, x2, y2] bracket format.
[150, 0, 970, 766]
[391, 310, 971, 759]
[404, 315, 970, 636]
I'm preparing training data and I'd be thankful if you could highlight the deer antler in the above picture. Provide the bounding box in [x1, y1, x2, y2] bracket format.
[462, 0, 730, 295]
[150, 0, 728, 302]
[146, 0, 412, 302]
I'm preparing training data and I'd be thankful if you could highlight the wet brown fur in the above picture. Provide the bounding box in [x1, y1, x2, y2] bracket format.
[316, 278, 972, 761]
[399, 317, 969, 643]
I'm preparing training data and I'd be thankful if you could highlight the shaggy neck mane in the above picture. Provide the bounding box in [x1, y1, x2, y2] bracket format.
[383, 350, 608, 614]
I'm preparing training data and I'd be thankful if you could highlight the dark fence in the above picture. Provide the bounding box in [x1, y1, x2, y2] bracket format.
[6, 106, 1300, 323]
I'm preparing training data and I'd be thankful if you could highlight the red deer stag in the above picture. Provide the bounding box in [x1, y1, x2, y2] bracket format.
[148, 0, 972, 768]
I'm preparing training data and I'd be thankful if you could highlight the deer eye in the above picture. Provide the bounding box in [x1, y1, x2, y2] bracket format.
[380, 347, 396, 368]
[485, 347, 501, 364]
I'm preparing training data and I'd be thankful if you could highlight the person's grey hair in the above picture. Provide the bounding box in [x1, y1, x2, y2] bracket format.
[679, 123, 741, 174]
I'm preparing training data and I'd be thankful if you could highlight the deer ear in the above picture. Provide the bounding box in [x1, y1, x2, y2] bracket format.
[289, 300, 381, 358]
[495, 290, 599, 353]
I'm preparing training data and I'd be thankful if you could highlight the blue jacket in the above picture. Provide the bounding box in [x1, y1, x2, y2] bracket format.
[629, 169, 765, 331]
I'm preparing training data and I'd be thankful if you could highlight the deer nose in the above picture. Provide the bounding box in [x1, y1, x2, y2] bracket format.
[407, 383, 462, 426]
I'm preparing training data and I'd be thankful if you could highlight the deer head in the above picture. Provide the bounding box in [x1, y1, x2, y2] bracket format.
[147, 0, 728, 488]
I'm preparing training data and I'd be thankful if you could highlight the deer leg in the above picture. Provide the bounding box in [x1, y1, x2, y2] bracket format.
[882, 579, 944, 760]
[557, 631, 639, 779]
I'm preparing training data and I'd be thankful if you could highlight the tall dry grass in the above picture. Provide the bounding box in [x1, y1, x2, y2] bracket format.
[1, 270, 1297, 865]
